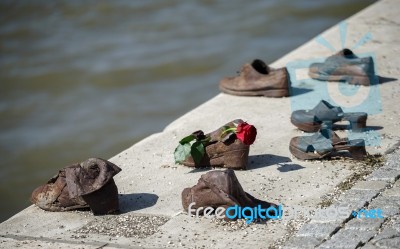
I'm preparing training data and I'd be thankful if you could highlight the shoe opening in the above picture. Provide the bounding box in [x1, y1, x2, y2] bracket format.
[342, 48, 356, 58]
[251, 59, 270, 74]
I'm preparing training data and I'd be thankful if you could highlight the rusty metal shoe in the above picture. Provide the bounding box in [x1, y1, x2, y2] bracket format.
[309, 48, 376, 86]
[182, 169, 277, 220]
[289, 125, 367, 160]
[219, 59, 289, 97]
[181, 119, 250, 170]
[31, 158, 121, 215]
[291, 100, 368, 132]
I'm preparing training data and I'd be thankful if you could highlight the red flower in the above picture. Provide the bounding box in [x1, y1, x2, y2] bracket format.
[236, 122, 257, 145]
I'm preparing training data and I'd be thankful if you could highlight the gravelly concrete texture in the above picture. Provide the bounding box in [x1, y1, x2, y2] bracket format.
[1, 0, 400, 248]
[282, 149, 400, 249]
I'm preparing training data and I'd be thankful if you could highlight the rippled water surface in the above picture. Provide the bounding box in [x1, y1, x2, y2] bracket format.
[0, 0, 375, 222]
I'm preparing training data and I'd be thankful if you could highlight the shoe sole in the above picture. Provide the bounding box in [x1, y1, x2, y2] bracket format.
[290, 116, 320, 132]
[182, 149, 249, 170]
[289, 137, 367, 160]
[308, 71, 371, 86]
[219, 85, 289, 98]
[290, 114, 367, 133]
[289, 140, 328, 160]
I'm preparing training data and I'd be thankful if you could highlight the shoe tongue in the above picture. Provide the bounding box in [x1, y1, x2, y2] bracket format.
[319, 123, 340, 142]
[320, 123, 332, 139]
[65, 158, 121, 197]
[251, 59, 270, 74]
[336, 48, 356, 58]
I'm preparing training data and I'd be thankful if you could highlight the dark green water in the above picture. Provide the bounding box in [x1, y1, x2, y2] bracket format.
[0, 0, 375, 222]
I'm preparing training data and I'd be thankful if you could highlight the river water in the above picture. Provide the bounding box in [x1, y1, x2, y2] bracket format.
[0, 0, 375, 222]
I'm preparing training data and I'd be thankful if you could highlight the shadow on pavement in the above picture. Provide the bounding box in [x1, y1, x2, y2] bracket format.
[187, 167, 213, 173]
[331, 124, 383, 131]
[378, 75, 397, 84]
[276, 163, 305, 172]
[118, 193, 159, 213]
[248, 154, 292, 169]
[289, 86, 314, 96]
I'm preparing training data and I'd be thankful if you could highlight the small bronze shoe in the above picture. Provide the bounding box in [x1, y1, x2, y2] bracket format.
[31, 166, 89, 212]
[31, 158, 121, 215]
[291, 100, 368, 132]
[219, 59, 289, 97]
[181, 119, 250, 170]
[182, 138, 249, 170]
[182, 169, 277, 220]
[309, 48, 376, 86]
[289, 126, 367, 160]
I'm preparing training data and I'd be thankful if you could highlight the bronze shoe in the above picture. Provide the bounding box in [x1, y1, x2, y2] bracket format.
[182, 169, 277, 220]
[309, 48, 376, 86]
[181, 119, 250, 170]
[289, 125, 367, 160]
[31, 158, 121, 215]
[219, 59, 289, 97]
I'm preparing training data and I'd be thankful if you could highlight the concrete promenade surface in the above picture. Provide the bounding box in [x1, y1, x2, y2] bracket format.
[1, 0, 399, 248]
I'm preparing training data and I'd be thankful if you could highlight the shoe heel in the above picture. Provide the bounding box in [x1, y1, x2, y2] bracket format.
[223, 148, 249, 170]
[348, 115, 367, 132]
[348, 140, 367, 160]
[348, 75, 371, 86]
[81, 179, 119, 215]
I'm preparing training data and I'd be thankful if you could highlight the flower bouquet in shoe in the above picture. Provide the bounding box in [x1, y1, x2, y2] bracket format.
[174, 119, 257, 170]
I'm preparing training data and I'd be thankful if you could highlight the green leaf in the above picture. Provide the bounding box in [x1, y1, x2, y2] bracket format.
[179, 134, 195, 144]
[191, 141, 205, 166]
[174, 143, 191, 164]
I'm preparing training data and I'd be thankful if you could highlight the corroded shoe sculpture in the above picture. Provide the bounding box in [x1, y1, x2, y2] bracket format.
[31, 158, 121, 215]
[174, 119, 257, 170]
[182, 169, 277, 220]
[289, 124, 367, 160]
[309, 48, 376, 86]
[291, 100, 368, 132]
[219, 59, 289, 97]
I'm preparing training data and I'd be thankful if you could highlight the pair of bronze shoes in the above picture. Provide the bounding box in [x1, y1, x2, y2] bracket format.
[31, 158, 121, 215]
[289, 100, 368, 160]
[220, 49, 376, 97]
